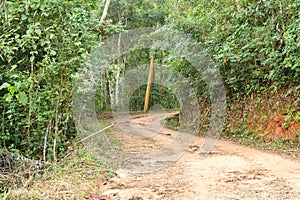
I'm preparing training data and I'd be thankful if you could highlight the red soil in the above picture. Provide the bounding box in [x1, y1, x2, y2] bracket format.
[258, 113, 300, 140]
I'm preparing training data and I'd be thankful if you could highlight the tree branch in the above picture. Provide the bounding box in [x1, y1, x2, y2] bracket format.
[100, 0, 111, 27]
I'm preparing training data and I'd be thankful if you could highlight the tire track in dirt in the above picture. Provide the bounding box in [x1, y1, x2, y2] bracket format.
[101, 113, 300, 200]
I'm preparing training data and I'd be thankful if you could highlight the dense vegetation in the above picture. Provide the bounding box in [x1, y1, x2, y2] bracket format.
[0, 0, 109, 160]
[171, 0, 300, 97]
[1, 0, 299, 164]
[168, 0, 300, 144]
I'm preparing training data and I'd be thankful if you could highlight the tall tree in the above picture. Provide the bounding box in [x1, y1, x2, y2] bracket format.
[144, 54, 155, 112]
[114, 32, 122, 105]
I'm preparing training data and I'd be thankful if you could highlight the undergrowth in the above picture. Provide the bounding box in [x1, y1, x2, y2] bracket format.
[0, 145, 114, 200]
[0, 117, 118, 200]
[222, 129, 300, 158]
[164, 110, 300, 159]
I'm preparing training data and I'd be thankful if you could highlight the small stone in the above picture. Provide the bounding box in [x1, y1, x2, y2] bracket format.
[129, 196, 143, 200]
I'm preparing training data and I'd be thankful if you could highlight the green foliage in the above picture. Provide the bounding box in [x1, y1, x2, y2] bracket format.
[0, 0, 107, 160]
[1, 0, 299, 161]
[93, 0, 171, 112]
[108, 0, 168, 29]
[295, 112, 300, 124]
[163, 114, 180, 131]
[168, 0, 300, 99]
[129, 83, 179, 111]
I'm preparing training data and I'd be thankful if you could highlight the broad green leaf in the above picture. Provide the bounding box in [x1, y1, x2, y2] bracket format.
[14, 81, 22, 89]
[16, 91, 28, 105]
[35, 28, 42, 36]
[8, 85, 18, 95]
[4, 93, 12, 102]
[0, 82, 10, 90]
[21, 14, 27, 20]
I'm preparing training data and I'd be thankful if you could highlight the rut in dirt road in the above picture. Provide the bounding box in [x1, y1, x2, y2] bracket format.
[100, 113, 300, 200]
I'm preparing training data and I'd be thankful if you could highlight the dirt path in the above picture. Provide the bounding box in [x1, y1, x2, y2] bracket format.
[101, 113, 300, 200]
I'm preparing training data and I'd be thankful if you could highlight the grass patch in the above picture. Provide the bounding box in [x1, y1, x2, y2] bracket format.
[0, 146, 114, 200]
[1, 115, 118, 200]
[163, 114, 180, 131]
[222, 129, 300, 159]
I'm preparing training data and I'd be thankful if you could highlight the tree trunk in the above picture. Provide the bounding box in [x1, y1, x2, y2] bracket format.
[159, 52, 163, 96]
[115, 33, 121, 105]
[105, 70, 111, 111]
[144, 55, 155, 112]
[100, 0, 111, 26]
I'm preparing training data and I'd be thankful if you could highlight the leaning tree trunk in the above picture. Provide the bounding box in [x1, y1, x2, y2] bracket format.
[100, 0, 111, 27]
[144, 54, 155, 112]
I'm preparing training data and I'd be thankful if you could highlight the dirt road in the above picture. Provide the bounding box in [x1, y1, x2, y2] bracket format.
[101, 113, 300, 200]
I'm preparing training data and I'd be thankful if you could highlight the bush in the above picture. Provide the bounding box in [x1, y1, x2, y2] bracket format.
[169, 0, 300, 98]
[0, 0, 102, 160]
